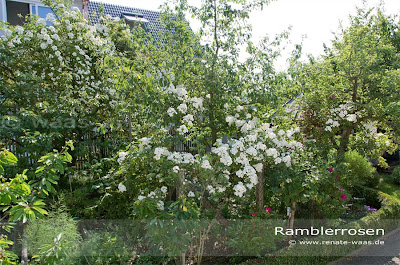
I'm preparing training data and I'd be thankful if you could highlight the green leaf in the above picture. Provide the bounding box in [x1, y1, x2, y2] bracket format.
[25, 208, 36, 221]
[0, 150, 18, 166]
[32, 206, 48, 216]
[65, 140, 74, 151]
[8, 206, 24, 222]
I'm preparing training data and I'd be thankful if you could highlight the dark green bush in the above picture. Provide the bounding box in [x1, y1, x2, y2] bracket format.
[351, 185, 380, 209]
[391, 166, 400, 185]
[344, 151, 379, 189]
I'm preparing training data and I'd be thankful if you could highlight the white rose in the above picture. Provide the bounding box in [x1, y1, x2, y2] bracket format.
[118, 183, 127, 192]
[253, 163, 263, 173]
[177, 103, 187, 114]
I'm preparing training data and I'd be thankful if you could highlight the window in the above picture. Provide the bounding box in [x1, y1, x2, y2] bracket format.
[2, 1, 58, 26]
[121, 12, 149, 31]
[6, 0, 29, 26]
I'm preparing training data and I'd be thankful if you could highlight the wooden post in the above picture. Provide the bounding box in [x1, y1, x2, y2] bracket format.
[256, 164, 264, 213]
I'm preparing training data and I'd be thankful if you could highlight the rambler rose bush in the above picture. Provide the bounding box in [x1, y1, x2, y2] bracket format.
[115, 83, 306, 207]
[0, 0, 122, 168]
[102, 81, 352, 259]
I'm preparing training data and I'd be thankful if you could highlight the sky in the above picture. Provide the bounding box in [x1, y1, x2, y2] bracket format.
[94, 0, 400, 69]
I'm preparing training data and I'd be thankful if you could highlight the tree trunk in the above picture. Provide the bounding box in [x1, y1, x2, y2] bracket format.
[337, 127, 353, 162]
[21, 222, 28, 265]
[256, 164, 264, 213]
[287, 201, 296, 240]
[176, 170, 184, 198]
[180, 252, 186, 265]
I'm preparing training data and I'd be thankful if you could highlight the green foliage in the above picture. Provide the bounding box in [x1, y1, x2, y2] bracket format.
[391, 166, 400, 185]
[0, 148, 18, 175]
[1, 0, 399, 263]
[31, 233, 68, 264]
[227, 218, 285, 256]
[350, 185, 380, 209]
[299, 6, 400, 163]
[27, 209, 81, 264]
[0, 143, 72, 263]
[0, 233, 18, 264]
[32, 141, 74, 196]
[77, 226, 137, 264]
[343, 150, 379, 189]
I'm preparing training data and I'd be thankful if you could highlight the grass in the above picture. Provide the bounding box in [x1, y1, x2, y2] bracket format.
[377, 175, 400, 204]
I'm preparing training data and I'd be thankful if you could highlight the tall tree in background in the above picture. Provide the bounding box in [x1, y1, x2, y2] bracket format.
[299, 6, 400, 164]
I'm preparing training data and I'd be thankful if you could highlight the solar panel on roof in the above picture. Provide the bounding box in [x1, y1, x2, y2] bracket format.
[88, 1, 184, 44]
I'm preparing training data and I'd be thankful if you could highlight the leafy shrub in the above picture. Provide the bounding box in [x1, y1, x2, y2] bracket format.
[344, 151, 379, 188]
[26, 208, 81, 264]
[78, 230, 133, 264]
[391, 166, 400, 185]
[349, 185, 381, 211]
[227, 218, 285, 256]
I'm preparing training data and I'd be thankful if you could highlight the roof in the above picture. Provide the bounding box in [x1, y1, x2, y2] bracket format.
[88, 1, 164, 42]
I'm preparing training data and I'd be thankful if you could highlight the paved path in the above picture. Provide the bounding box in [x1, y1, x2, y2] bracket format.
[329, 227, 400, 265]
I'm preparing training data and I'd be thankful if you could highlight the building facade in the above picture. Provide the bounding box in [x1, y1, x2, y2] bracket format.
[0, 0, 87, 26]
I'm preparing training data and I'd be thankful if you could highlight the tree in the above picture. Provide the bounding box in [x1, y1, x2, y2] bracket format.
[299, 5, 400, 165]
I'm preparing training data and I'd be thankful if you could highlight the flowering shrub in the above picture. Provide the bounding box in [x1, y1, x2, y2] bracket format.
[113, 83, 313, 215]
[299, 8, 400, 168]
[0, 0, 121, 167]
[97, 78, 337, 258]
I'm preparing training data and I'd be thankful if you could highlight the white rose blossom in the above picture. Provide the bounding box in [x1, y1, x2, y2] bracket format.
[201, 159, 212, 170]
[118, 183, 127, 192]
[177, 125, 189, 135]
[346, 114, 357, 123]
[172, 166, 180, 173]
[177, 103, 188, 114]
[182, 114, 194, 126]
[233, 182, 246, 197]
[118, 151, 128, 164]
[157, 201, 164, 211]
[167, 107, 177, 117]
[253, 163, 263, 173]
